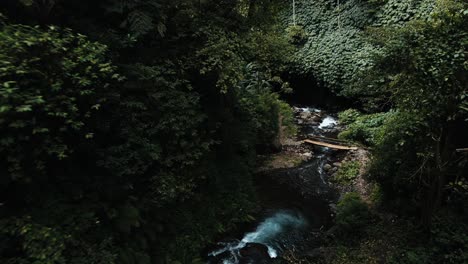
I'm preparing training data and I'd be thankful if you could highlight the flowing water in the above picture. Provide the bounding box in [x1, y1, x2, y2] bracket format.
[318, 116, 338, 129]
[208, 211, 307, 263]
[207, 106, 341, 264]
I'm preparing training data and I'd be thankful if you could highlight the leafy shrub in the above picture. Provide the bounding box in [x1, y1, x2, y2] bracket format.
[369, 184, 383, 206]
[388, 212, 468, 264]
[0, 217, 69, 264]
[101, 63, 213, 203]
[368, 112, 429, 210]
[372, 0, 435, 27]
[335, 192, 371, 235]
[238, 63, 296, 149]
[286, 24, 308, 45]
[0, 23, 119, 181]
[364, 0, 468, 222]
[279, 99, 297, 137]
[335, 161, 360, 184]
[282, 0, 436, 93]
[338, 111, 394, 146]
[338, 108, 362, 125]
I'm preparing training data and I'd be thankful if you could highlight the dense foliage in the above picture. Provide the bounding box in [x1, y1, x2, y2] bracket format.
[334, 161, 361, 184]
[337, 109, 394, 146]
[334, 192, 372, 235]
[288, 0, 467, 222]
[282, 0, 436, 94]
[359, 0, 468, 224]
[282, 0, 467, 263]
[0, 0, 296, 263]
[0, 0, 466, 263]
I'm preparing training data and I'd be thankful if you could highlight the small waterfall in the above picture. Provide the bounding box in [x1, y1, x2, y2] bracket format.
[318, 116, 337, 129]
[208, 211, 307, 263]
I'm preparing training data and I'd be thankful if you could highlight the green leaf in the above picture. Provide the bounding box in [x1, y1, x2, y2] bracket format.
[16, 105, 32, 112]
[19, 0, 34, 7]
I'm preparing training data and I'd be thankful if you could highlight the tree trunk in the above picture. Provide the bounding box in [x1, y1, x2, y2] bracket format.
[420, 127, 451, 228]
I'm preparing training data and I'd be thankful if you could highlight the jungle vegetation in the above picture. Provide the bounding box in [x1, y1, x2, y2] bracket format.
[0, 0, 467, 263]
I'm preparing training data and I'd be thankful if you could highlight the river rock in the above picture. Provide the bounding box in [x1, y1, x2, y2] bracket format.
[239, 243, 271, 263]
[311, 114, 321, 122]
[300, 111, 312, 120]
[332, 162, 342, 167]
[323, 164, 332, 171]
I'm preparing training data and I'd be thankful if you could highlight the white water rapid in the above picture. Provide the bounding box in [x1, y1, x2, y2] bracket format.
[318, 116, 338, 129]
[208, 211, 307, 264]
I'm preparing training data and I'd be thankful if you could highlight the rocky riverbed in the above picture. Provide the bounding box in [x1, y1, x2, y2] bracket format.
[206, 106, 371, 264]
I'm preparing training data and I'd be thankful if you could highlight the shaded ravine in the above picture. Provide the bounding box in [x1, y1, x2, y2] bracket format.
[207, 106, 344, 264]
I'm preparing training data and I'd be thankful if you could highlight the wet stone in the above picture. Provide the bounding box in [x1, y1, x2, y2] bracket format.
[332, 162, 342, 167]
[300, 112, 312, 120]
